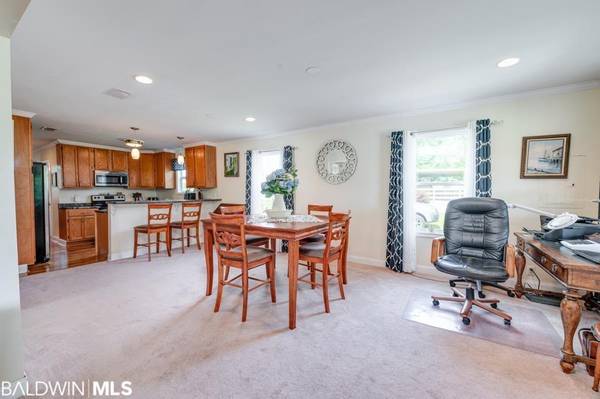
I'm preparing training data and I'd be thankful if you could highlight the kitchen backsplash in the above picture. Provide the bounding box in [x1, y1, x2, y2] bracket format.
[58, 187, 219, 203]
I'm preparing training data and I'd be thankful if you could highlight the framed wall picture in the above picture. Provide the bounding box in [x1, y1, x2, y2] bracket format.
[520, 133, 571, 179]
[224, 152, 240, 177]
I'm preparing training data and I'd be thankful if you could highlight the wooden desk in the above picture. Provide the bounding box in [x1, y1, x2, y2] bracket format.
[514, 232, 600, 373]
[202, 215, 349, 330]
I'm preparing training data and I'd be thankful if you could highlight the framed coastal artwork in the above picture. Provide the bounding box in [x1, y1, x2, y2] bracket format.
[224, 152, 240, 177]
[520, 133, 571, 179]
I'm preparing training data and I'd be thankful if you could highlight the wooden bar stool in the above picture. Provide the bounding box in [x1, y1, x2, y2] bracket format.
[133, 203, 172, 261]
[298, 212, 350, 313]
[211, 212, 276, 322]
[170, 201, 202, 253]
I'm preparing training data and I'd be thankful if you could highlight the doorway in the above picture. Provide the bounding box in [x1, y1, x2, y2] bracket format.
[32, 161, 50, 264]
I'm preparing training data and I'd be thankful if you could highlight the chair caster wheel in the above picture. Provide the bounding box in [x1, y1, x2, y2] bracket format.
[504, 319, 511, 326]
[449, 281, 456, 287]
[491, 303, 498, 309]
[432, 299, 440, 306]
[478, 291, 486, 299]
[462, 317, 471, 325]
[452, 292, 459, 297]
[507, 291, 515, 298]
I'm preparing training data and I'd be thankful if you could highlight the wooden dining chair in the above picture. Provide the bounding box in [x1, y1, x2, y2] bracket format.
[170, 201, 202, 253]
[297, 211, 351, 313]
[301, 204, 333, 244]
[211, 212, 276, 322]
[133, 203, 173, 261]
[217, 204, 271, 279]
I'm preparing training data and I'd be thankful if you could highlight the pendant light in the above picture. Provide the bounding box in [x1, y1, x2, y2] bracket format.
[176, 136, 185, 165]
[131, 148, 140, 160]
[121, 138, 144, 160]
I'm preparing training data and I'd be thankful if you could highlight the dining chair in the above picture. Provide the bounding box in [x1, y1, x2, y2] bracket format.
[170, 201, 202, 253]
[301, 204, 333, 244]
[133, 203, 173, 261]
[211, 212, 277, 322]
[298, 211, 350, 313]
[217, 204, 272, 280]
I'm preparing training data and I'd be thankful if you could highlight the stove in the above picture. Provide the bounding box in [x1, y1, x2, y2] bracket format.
[91, 193, 126, 209]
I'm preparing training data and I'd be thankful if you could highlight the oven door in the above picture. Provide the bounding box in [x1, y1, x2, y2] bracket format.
[95, 172, 128, 187]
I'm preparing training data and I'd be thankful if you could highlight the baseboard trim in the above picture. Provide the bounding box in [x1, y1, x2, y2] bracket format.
[347, 255, 385, 267]
[51, 236, 66, 247]
[18, 264, 28, 274]
[3, 374, 27, 399]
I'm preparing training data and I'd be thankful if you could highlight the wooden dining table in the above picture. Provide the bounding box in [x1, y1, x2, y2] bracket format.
[201, 215, 349, 329]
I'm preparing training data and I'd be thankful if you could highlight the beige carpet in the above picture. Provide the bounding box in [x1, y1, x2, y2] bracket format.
[19, 248, 596, 398]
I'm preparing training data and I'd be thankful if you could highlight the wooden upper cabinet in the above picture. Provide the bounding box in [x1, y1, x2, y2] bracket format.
[94, 148, 110, 171]
[76, 146, 94, 187]
[58, 144, 78, 188]
[140, 153, 155, 188]
[111, 151, 128, 172]
[185, 147, 196, 188]
[154, 152, 175, 189]
[13, 115, 36, 265]
[128, 155, 141, 188]
[186, 145, 217, 188]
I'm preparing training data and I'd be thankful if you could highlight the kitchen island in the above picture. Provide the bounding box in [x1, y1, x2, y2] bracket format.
[107, 199, 221, 261]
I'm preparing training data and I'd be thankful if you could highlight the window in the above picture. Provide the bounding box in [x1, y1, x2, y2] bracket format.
[251, 150, 283, 214]
[414, 128, 474, 234]
[176, 169, 187, 193]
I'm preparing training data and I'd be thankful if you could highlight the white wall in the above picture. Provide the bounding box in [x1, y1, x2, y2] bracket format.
[0, 34, 25, 386]
[214, 86, 600, 286]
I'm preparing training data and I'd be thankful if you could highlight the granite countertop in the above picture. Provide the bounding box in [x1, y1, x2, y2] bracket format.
[60, 198, 221, 208]
[108, 198, 222, 205]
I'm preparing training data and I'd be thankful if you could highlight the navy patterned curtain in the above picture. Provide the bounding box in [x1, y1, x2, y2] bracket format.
[385, 131, 404, 272]
[281, 145, 295, 252]
[475, 119, 492, 197]
[245, 150, 252, 214]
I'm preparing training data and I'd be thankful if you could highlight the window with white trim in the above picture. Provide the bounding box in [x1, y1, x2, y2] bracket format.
[251, 150, 283, 215]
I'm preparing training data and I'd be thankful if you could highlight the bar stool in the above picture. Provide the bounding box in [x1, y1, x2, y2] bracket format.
[170, 201, 202, 253]
[133, 203, 172, 261]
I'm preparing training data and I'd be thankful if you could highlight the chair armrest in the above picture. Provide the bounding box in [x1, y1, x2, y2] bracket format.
[430, 237, 446, 264]
[505, 244, 516, 278]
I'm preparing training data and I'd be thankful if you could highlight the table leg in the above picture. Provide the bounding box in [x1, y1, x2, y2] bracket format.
[287, 239, 299, 330]
[203, 224, 214, 296]
[560, 289, 582, 373]
[514, 249, 526, 298]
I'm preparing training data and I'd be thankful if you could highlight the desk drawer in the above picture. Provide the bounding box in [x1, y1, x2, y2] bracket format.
[524, 243, 567, 281]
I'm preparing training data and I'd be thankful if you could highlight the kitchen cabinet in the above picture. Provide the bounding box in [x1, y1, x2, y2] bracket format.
[154, 152, 175, 189]
[76, 146, 94, 187]
[58, 144, 78, 188]
[128, 155, 141, 188]
[13, 115, 36, 265]
[111, 150, 128, 172]
[57, 144, 94, 188]
[59, 208, 96, 242]
[185, 145, 217, 188]
[140, 153, 155, 188]
[94, 148, 110, 170]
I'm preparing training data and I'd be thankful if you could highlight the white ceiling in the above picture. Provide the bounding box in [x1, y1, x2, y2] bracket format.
[11, 0, 600, 150]
[0, 0, 29, 38]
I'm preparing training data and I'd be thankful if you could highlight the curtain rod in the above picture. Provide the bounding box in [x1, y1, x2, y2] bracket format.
[246, 146, 298, 153]
[385, 120, 503, 137]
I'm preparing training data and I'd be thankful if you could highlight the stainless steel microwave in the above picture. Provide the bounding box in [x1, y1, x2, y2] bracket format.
[94, 171, 129, 187]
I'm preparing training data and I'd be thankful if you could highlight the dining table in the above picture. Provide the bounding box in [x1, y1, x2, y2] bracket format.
[201, 214, 349, 329]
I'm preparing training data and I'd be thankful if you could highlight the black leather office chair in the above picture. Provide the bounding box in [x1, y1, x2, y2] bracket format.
[430, 197, 517, 326]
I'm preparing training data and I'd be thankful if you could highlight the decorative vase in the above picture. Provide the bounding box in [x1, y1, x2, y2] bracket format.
[266, 193, 292, 218]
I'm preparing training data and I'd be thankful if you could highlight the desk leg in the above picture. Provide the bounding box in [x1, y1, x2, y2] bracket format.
[203, 224, 214, 296]
[560, 289, 582, 374]
[288, 239, 299, 330]
[514, 249, 526, 298]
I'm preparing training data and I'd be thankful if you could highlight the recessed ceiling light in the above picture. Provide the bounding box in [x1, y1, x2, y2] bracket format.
[134, 75, 153, 84]
[305, 66, 321, 74]
[40, 126, 57, 132]
[245, 116, 256, 122]
[497, 57, 520, 68]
